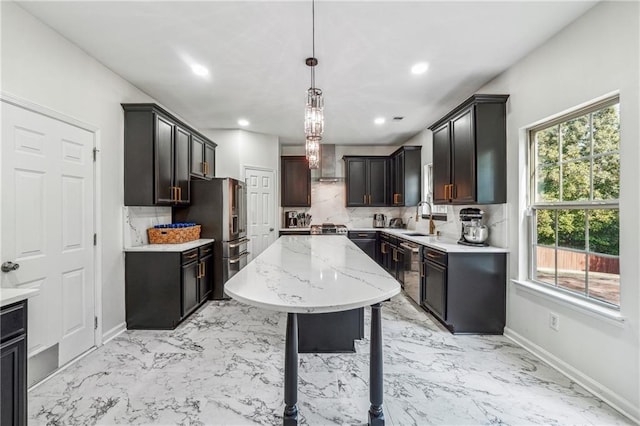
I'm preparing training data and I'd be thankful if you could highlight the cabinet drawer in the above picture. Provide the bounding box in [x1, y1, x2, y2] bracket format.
[348, 231, 377, 239]
[1, 301, 26, 343]
[423, 247, 447, 266]
[198, 244, 213, 257]
[181, 248, 199, 264]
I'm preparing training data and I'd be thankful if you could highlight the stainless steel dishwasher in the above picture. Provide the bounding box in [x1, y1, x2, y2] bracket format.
[400, 240, 421, 304]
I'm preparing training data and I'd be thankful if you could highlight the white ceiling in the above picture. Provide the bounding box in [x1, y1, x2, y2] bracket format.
[17, 1, 597, 145]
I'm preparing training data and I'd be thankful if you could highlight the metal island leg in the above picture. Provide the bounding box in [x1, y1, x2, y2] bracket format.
[368, 302, 384, 426]
[283, 312, 298, 425]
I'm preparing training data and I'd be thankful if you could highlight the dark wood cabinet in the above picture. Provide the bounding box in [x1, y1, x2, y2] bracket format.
[421, 247, 506, 334]
[125, 242, 213, 329]
[428, 94, 508, 205]
[281, 156, 311, 207]
[1, 300, 27, 426]
[390, 146, 422, 207]
[348, 231, 378, 261]
[343, 156, 389, 207]
[123, 103, 216, 206]
[191, 134, 216, 179]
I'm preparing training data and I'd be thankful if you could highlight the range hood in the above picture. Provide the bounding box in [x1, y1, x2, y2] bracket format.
[315, 144, 344, 182]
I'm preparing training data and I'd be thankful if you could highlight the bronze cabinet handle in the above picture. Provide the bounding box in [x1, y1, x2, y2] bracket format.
[177, 186, 182, 201]
[358, 233, 368, 237]
[381, 242, 387, 254]
[185, 253, 198, 260]
[393, 248, 398, 262]
[420, 261, 425, 278]
[363, 194, 367, 204]
[451, 184, 456, 199]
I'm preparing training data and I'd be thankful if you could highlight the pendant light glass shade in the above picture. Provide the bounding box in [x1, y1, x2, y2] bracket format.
[305, 136, 320, 169]
[304, 87, 324, 139]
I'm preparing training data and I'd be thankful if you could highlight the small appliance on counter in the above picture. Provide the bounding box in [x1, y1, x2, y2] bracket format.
[373, 213, 386, 228]
[285, 211, 298, 228]
[388, 217, 405, 229]
[310, 223, 348, 235]
[458, 208, 489, 246]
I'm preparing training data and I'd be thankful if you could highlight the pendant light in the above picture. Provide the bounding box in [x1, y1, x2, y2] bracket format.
[304, 0, 323, 169]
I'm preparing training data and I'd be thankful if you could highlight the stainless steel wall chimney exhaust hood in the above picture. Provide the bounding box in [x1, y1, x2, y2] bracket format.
[316, 144, 343, 182]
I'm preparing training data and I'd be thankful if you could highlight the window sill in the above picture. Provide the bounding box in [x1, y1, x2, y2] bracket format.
[511, 279, 625, 327]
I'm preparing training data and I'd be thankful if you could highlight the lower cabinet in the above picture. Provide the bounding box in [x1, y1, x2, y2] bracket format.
[421, 248, 506, 334]
[125, 243, 213, 329]
[347, 231, 377, 261]
[1, 300, 27, 426]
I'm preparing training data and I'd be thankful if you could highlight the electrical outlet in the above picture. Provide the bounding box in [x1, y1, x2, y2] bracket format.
[549, 313, 560, 331]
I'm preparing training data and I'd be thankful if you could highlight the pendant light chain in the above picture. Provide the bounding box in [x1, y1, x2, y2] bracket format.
[304, 0, 323, 169]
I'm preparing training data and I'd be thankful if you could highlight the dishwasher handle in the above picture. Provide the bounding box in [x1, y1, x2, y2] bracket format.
[399, 242, 420, 253]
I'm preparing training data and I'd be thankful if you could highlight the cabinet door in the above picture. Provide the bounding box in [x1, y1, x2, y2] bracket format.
[204, 143, 215, 179]
[174, 126, 191, 204]
[199, 254, 213, 301]
[181, 261, 199, 317]
[424, 261, 447, 320]
[451, 108, 476, 204]
[432, 124, 451, 204]
[154, 115, 175, 204]
[345, 158, 367, 206]
[367, 158, 388, 206]
[190, 135, 205, 178]
[392, 151, 405, 205]
[351, 239, 376, 261]
[1, 336, 26, 426]
[281, 156, 311, 207]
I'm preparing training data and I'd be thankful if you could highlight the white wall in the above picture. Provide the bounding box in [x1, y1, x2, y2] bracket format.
[1, 2, 157, 337]
[206, 129, 279, 181]
[478, 2, 639, 420]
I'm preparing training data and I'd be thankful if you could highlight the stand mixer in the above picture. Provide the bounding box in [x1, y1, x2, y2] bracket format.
[458, 208, 489, 246]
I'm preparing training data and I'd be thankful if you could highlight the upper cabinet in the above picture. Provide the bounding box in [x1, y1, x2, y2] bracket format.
[390, 146, 422, 207]
[343, 156, 389, 207]
[429, 94, 509, 205]
[190, 134, 216, 180]
[281, 156, 311, 207]
[123, 104, 216, 206]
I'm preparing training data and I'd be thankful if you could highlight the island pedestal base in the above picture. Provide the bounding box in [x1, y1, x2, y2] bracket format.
[282, 303, 386, 426]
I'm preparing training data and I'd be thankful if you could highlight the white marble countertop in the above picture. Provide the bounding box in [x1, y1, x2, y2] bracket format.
[350, 228, 509, 253]
[124, 238, 215, 252]
[225, 236, 401, 314]
[1, 287, 40, 307]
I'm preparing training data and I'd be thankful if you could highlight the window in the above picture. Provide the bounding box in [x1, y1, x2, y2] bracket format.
[529, 97, 620, 307]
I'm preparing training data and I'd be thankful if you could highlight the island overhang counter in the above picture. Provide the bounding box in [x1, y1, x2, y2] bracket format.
[225, 235, 401, 426]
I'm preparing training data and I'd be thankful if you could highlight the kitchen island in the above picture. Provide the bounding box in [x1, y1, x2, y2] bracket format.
[225, 235, 400, 425]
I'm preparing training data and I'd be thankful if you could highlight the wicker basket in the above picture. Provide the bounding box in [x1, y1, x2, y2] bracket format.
[147, 225, 201, 244]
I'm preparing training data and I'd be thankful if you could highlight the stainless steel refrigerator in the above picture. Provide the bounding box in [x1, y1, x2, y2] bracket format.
[174, 178, 249, 299]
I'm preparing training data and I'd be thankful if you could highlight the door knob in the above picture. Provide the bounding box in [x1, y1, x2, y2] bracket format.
[269, 228, 274, 232]
[1, 261, 20, 273]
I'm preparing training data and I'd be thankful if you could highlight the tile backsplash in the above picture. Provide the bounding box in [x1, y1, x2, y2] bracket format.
[123, 206, 172, 247]
[285, 182, 507, 248]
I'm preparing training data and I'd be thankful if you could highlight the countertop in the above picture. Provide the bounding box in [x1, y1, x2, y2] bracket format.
[124, 238, 215, 252]
[225, 235, 401, 314]
[349, 228, 509, 253]
[1, 287, 40, 307]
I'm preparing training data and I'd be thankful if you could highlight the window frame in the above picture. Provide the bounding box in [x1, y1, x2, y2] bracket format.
[527, 95, 620, 309]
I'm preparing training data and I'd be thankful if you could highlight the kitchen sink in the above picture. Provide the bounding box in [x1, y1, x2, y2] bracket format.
[403, 232, 430, 237]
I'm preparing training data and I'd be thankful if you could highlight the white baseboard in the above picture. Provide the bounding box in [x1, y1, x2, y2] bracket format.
[102, 321, 126, 344]
[504, 327, 639, 424]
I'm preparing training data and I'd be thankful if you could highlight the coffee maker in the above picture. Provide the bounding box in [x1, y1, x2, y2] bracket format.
[285, 211, 298, 228]
[373, 213, 386, 228]
[458, 208, 489, 246]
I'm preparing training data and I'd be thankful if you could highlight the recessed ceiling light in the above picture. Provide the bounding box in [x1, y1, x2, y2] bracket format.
[238, 119, 250, 127]
[191, 64, 209, 77]
[411, 62, 429, 75]
[374, 117, 386, 125]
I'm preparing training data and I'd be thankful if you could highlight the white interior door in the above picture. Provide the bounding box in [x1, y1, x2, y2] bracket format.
[245, 167, 276, 260]
[1, 100, 95, 366]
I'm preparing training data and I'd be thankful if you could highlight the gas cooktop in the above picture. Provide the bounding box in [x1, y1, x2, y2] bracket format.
[310, 223, 348, 235]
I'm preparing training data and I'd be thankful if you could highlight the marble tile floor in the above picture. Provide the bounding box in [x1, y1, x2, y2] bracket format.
[29, 294, 631, 425]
